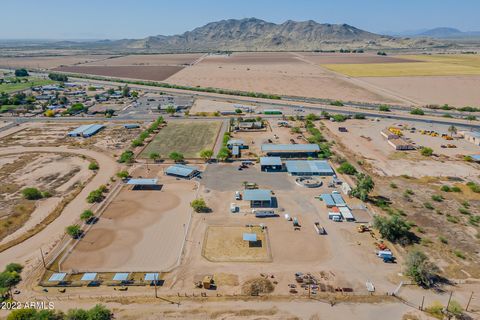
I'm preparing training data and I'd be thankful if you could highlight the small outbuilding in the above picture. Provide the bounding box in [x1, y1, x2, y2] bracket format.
[243, 189, 273, 208]
[260, 157, 283, 172]
[165, 164, 199, 179]
[126, 178, 161, 190]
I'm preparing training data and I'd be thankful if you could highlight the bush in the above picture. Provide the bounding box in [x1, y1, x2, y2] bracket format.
[420, 147, 433, 156]
[330, 100, 344, 106]
[118, 150, 134, 164]
[451, 186, 461, 192]
[373, 214, 412, 244]
[404, 249, 438, 287]
[21, 187, 43, 200]
[440, 185, 451, 192]
[5, 263, 23, 273]
[431, 195, 443, 202]
[190, 198, 209, 213]
[116, 170, 129, 179]
[379, 105, 391, 112]
[469, 215, 480, 226]
[458, 207, 470, 215]
[410, 108, 425, 115]
[389, 183, 397, 189]
[439, 236, 448, 244]
[424, 202, 434, 210]
[454, 250, 466, 259]
[466, 181, 480, 193]
[337, 162, 357, 175]
[88, 162, 99, 170]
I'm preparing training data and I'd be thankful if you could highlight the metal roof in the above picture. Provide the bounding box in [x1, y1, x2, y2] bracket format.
[285, 160, 334, 174]
[471, 155, 480, 161]
[339, 207, 354, 220]
[332, 193, 346, 206]
[321, 194, 336, 207]
[232, 145, 240, 155]
[112, 273, 129, 281]
[243, 189, 272, 201]
[126, 178, 158, 185]
[165, 164, 198, 177]
[144, 273, 159, 281]
[260, 157, 282, 166]
[81, 273, 97, 281]
[82, 124, 104, 137]
[68, 124, 91, 136]
[261, 144, 320, 153]
[227, 139, 245, 145]
[243, 233, 257, 241]
[48, 273, 67, 282]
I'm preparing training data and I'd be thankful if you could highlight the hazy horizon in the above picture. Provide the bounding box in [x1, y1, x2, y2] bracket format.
[1, 0, 480, 40]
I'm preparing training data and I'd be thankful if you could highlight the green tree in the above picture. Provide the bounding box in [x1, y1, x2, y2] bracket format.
[350, 173, 374, 201]
[420, 147, 433, 156]
[131, 91, 139, 98]
[48, 73, 68, 82]
[118, 150, 134, 164]
[66, 224, 82, 238]
[22, 187, 43, 200]
[86, 189, 103, 203]
[169, 152, 184, 162]
[216, 147, 230, 161]
[149, 152, 160, 163]
[14, 69, 29, 77]
[88, 162, 99, 170]
[404, 249, 438, 287]
[85, 305, 112, 320]
[5, 263, 23, 273]
[199, 149, 213, 162]
[66, 308, 89, 320]
[337, 162, 357, 175]
[131, 139, 143, 147]
[121, 85, 130, 97]
[373, 214, 411, 243]
[80, 210, 94, 222]
[190, 198, 209, 213]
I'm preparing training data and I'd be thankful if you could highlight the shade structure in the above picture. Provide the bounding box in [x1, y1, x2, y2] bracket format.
[48, 273, 67, 282]
[112, 273, 129, 281]
[144, 273, 159, 281]
[243, 233, 257, 242]
[81, 273, 97, 281]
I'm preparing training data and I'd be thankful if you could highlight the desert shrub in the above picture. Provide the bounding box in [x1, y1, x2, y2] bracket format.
[431, 195, 443, 202]
[424, 202, 434, 210]
[21, 187, 43, 200]
[404, 250, 438, 287]
[88, 162, 99, 170]
[420, 147, 433, 156]
[190, 198, 209, 213]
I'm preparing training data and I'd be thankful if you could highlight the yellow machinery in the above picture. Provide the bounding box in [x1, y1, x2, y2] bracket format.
[388, 127, 403, 136]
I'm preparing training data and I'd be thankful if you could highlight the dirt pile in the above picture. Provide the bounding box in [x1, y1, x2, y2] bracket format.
[241, 278, 275, 296]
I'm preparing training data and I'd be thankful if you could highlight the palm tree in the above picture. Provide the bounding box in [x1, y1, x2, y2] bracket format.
[448, 125, 457, 137]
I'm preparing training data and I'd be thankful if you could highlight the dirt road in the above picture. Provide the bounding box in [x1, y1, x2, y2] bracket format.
[0, 146, 119, 269]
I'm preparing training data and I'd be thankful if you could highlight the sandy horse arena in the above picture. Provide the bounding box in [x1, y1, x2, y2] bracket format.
[61, 173, 197, 272]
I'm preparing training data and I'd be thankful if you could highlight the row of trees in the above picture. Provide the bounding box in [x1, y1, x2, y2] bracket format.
[131, 116, 164, 148]
[7, 304, 112, 320]
[0, 263, 23, 301]
[48, 73, 68, 82]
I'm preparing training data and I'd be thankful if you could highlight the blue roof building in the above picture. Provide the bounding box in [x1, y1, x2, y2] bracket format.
[320, 194, 336, 207]
[285, 160, 334, 176]
[67, 124, 104, 138]
[165, 164, 199, 179]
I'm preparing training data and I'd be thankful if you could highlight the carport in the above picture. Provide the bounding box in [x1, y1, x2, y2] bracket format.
[243, 189, 273, 208]
[126, 178, 161, 190]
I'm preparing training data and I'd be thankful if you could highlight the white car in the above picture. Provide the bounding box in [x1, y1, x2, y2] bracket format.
[230, 203, 238, 213]
[235, 191, 241, 200]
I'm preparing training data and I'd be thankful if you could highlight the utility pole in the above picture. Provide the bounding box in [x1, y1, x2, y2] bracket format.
[446, 291, 453, 312]
[40, 248, 46, 269]
[154, 273, 158, 299]
[420, 296, 425, 311]
[465, 291, 473, 312]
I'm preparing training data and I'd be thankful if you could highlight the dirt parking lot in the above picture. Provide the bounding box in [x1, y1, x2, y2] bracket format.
[61, 168, 196, 272]
[323, 119, 479, 179]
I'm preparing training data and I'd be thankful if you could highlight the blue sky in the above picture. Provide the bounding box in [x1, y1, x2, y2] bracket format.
[1, 0, 479, 39]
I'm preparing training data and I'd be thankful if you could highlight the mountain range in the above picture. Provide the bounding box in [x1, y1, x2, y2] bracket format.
[387, 27, 480, 39]
[1, 18, 452, 52]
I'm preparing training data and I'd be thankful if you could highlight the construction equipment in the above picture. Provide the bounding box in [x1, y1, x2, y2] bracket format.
[447, 144, 457, 148]
[388, 127, 403, 136]
[357, 224, 370, 233]
[314, 222, 326, 235]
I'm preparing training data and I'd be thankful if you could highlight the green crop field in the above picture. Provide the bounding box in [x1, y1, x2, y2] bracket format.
[322, 54, 480, 77]
[0, 77, 55, 93]
[140, 121, 221, 159]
